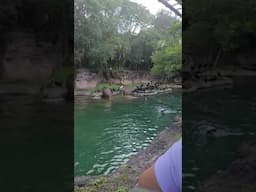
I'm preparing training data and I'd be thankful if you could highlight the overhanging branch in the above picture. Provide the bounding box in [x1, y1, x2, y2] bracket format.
[158, 0, 182, 18]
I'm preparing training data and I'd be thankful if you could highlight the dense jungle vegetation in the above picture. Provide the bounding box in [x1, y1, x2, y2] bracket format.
[183, 0, 256, 77]
[74, 0, 182, 80]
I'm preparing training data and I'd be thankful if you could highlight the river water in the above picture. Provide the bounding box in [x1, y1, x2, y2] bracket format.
[0, 95, 73, 191]
[183, 77, 256, 191]
[75, 93, 181, 176]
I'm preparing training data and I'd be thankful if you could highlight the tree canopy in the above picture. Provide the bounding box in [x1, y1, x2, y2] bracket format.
[75, 0, 182, 80]
[183, 0, 256, 73]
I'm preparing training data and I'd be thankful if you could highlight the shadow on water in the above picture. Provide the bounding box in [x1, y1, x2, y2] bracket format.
[183, 76, 256, 191]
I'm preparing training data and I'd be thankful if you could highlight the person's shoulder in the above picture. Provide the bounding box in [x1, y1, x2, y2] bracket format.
[155, 139, 182, 192]
[166, 139, 182, 158]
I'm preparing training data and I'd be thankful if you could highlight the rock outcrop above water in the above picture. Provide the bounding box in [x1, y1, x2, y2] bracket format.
[0, 31, 73, 101]
[75, 69, 153, 90]
[2, 31, 57, 82]
[75, 69, 99, 90]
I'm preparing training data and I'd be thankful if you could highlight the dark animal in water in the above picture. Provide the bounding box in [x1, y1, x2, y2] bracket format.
[102, 88, 112, 99]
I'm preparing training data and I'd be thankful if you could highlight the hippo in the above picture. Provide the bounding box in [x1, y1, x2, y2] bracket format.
[102, 88, 112, 99]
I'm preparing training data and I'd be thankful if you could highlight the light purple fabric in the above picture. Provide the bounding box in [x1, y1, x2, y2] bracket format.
[155, 139, 182, 192]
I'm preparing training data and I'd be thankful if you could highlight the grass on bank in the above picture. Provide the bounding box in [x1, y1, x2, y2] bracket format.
[94, 82, 142, 91]
[94, 83, 122, 92]
[75, 131, 182, 192]
[75, 175, 129, 192]
[78, 82, 142, 94]
[75, 164, 132, 192]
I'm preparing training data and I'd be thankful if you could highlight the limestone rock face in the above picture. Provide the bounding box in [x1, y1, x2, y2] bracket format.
[2, 31, 57, 82]
[75, 69, 98, 89]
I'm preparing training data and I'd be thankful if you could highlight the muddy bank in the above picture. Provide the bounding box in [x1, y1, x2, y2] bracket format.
[199, 141, 256, 192]
[75, 116, 181, 192]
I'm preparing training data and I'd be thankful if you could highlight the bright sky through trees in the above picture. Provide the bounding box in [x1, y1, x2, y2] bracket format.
[130, 0, 179, 15]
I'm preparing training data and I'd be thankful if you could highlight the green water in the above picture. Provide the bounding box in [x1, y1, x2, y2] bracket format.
[75, 93, 181, 176]
[183, 77, 256, 191]
[0, 95, 73, 191]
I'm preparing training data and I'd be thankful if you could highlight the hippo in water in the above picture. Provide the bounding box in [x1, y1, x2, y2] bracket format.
[102, 88, 112, 99]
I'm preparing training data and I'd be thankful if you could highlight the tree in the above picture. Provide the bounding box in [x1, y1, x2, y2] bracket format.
[183, 0, 256, 74]
[151, 19, 182, 80]
[74, 0, 154, 74]
[74, 0, 182, 81]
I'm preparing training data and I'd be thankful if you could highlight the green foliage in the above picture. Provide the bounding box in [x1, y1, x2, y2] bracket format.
[94, 176, 107, 187]
[152, 44, 181, 77]
[75, 0, 181, 79]
[94, 83, 121, 92]
[151, 20, 182, 78]
[77, 176, 108, 192]
[74, 173, 129, 192]
[116, 187, 128, 192]
[74, 0, 153, 72]
[184, 0, 256, 69]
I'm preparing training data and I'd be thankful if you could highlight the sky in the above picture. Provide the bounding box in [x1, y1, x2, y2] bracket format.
[130, 0, 180, 15]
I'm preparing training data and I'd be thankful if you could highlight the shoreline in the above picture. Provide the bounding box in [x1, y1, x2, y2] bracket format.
[74, 82, 182, 99]
[183, 67, 256, 93]
[74, 116, 181, 191]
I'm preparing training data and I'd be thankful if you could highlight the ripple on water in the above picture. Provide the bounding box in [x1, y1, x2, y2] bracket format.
[99, 150, 114, 155]
[104, 166, 117, 175]
[75, 93, 181, 176]
[183, 173, 196, 178]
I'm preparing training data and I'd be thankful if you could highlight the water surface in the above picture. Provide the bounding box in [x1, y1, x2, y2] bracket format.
[183, 77, 256, 191]
[75, 93, 181, 176]
[0, 95, 73, 192]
